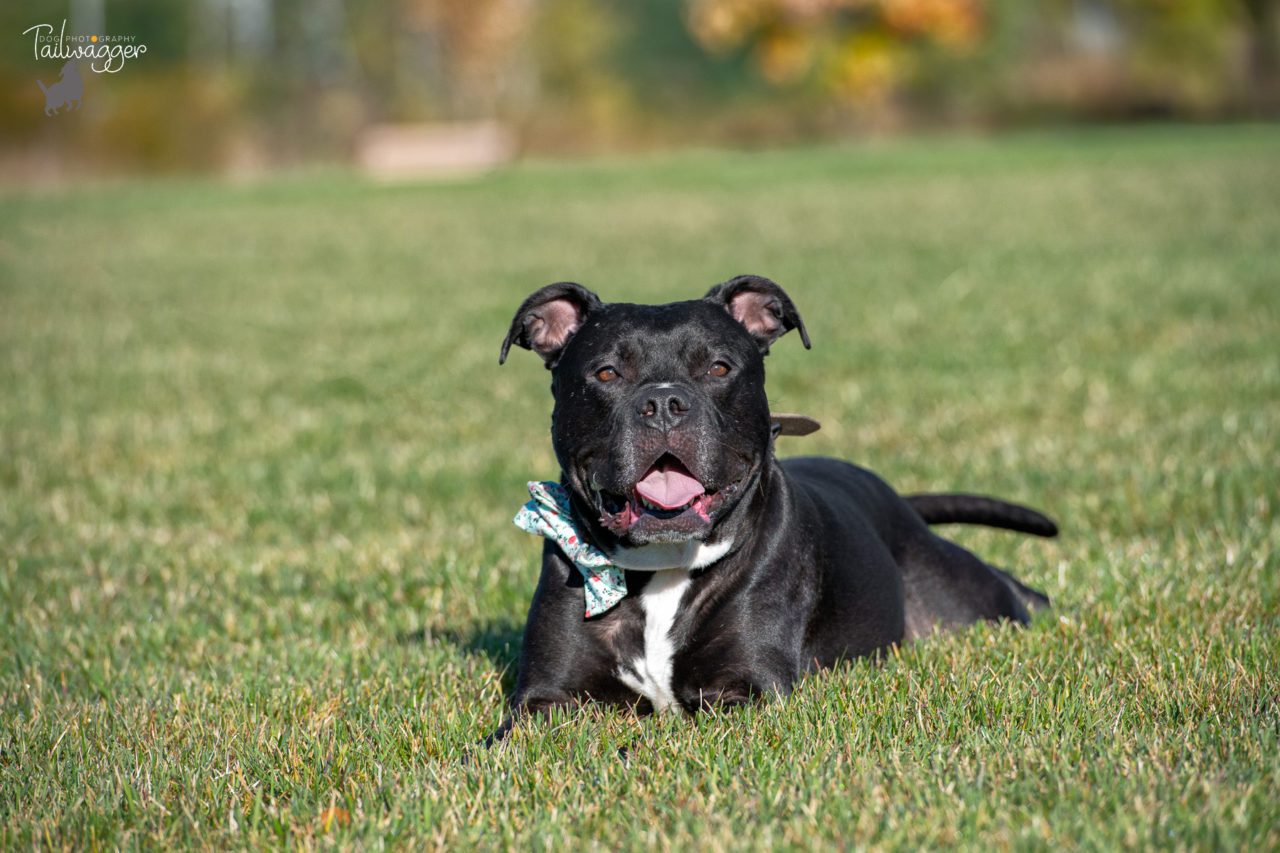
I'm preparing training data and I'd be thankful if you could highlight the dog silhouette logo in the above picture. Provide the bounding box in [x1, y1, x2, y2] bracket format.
[37, 59, 83, 115]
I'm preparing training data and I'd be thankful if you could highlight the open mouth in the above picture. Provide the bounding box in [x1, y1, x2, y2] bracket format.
[595, 453, 745, 535]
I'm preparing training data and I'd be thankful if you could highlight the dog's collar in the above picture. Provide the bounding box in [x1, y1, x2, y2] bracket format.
[514, 481, 626, 618]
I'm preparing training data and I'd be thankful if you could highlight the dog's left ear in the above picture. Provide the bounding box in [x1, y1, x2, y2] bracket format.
[500, 282, 603, 368]
[704, 274, 811, 354]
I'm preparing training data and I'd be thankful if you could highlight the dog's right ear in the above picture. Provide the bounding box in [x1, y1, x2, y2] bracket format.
[500, 282, 602, 368]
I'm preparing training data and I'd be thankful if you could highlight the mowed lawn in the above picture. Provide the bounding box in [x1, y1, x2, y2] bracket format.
[1, 125, 1277, 850]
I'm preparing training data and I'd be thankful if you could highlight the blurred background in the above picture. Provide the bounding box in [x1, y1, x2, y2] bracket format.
[2, 0, 1278, 181]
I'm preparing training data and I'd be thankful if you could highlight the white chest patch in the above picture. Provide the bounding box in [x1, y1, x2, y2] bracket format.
[607, 538, 733, 571]
[615, 569, 690, 712]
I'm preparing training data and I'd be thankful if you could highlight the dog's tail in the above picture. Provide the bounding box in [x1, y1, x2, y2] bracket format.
[37, 79, 47, 93]
[906, 493, 1058, 538]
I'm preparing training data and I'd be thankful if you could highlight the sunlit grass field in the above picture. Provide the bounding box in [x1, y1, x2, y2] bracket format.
[1, 125, 1277, 849]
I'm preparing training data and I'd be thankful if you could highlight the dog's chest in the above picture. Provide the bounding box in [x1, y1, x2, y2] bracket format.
[613, 569, 691, 712]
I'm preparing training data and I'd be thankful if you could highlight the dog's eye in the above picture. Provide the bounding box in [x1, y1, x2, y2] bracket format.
[708, 362, 731, 378]
[595, 366, 619, 382]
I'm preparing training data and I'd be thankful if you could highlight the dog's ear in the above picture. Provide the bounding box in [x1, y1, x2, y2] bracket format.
[500, 282, 602, 368]
[704, 274, 811, 354]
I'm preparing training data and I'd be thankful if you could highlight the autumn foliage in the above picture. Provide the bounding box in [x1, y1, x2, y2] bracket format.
[687, 0, 984, 103]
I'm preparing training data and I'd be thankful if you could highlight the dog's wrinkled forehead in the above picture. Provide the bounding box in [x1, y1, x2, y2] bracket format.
[559, 300, 754, 373]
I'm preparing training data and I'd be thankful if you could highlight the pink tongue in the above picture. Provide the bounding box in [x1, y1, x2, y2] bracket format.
[635, 463, 705, 510]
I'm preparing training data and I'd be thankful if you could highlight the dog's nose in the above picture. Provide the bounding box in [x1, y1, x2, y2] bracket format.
[637, 386, 692, 431]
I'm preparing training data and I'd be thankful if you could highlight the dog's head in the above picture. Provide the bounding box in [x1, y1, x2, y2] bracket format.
[501, 275, 808, 549]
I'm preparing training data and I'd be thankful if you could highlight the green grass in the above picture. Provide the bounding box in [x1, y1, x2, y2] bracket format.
[1, 124, 1277, 850]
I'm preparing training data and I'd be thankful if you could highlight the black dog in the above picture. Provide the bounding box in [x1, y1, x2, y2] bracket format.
[489, 275, 1054, 744]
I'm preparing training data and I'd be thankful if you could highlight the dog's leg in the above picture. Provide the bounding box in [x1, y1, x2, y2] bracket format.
[989, 564, 1051, 612]
[899, 533, 1040, 640]
[482, 715, 519, 748]
[678, 667, 796, 714]
[481, 695, 576, 748]
[692, 684, 766, 713]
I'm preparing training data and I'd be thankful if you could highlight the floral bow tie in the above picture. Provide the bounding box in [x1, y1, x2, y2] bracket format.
[513, 481, 627, 618]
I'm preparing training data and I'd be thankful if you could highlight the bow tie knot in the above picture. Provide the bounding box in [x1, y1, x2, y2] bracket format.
[513, 481, 627, 617]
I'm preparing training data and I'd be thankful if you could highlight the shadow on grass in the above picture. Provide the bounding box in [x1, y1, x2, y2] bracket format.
[397, 620, 524, 696]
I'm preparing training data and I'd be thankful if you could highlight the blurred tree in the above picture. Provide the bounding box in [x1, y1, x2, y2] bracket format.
[523, 0, 636, 149]
[684, 0, 985, 109]
[1242, 0, 1280, 110]
[401, 0, 532, 119]
[683, 0, 1280, 119]
[1114, 0, 1280, 114]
